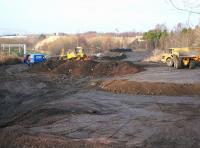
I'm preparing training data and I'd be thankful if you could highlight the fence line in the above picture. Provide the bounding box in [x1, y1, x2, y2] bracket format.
[0, 44, 26, 55]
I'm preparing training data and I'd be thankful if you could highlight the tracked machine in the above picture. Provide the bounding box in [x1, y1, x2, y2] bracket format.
[60, 47, 89, 61]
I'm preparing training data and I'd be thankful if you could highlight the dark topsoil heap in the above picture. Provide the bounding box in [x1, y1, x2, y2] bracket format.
[0, 56, 22, 65]
[100, 80, 200, 96]
[29, 58, 143, 77]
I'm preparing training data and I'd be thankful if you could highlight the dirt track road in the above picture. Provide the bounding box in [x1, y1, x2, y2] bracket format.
[122, 63, 200, 84]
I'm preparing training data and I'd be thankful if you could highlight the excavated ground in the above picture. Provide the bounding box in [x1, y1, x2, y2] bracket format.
[0, 55, 22, 65]
[29, 58, 143, 77]
[1, 50, 200, 148]
[100, 80, 200, 96]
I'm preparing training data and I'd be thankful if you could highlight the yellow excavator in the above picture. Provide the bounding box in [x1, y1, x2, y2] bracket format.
[60, 47, 88, 60]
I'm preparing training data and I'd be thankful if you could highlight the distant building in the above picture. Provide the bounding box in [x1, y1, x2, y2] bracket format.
[0, 34, 27, 39]
[135, 36, 144, 42]
[54, 32, 66, 36]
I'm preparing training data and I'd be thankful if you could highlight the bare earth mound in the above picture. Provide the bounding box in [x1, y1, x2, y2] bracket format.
[53, 60, 98, 77]
[0, 55, 22, 65]
[29, 60, 143, 77]
[100, 80, 200, 96]
[28, 57, 65, 73]
[93, 61, 142, 77]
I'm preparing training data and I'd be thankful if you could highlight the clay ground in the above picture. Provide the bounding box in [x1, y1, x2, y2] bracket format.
[1, 50, 200, 148]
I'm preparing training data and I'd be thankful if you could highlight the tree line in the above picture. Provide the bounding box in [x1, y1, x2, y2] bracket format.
[143, 23, 200, 50]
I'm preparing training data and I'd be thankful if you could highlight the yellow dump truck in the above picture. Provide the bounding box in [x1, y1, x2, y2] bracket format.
[161, 47, 200, 69]
[60, 47, 88, 60]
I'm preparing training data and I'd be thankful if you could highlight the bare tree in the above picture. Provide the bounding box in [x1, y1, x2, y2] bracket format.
[168, 0, 200, 14]
[167, 0, 200, 47]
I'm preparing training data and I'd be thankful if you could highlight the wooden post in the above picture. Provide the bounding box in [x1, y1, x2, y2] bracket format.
[9, 44, 10, 53]
[19, 44, 21, 53]
[24, 44, 26, 55]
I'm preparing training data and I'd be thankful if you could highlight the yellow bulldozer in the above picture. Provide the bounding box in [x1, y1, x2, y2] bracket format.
[161, 47, 200, 69]
[60, 47, 88, 60]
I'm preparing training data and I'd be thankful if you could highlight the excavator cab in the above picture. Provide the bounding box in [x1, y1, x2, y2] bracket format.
[75, 47, 86, 60]
[66, 49, 76, 60]
[60, 47, 87, 60]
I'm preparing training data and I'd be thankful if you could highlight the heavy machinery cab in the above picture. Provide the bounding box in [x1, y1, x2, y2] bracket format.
[161, 47, 200, 69]
[166, 48, 173, 54]
[75, 47, 84, 53]
[61, 47, 87, 60]
[161, 48, 174, 63]
[75, 47, 86, 59]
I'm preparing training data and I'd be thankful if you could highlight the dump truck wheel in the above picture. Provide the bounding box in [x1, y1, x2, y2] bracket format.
[166, 58, 174, 67]
[173, 56, 182, 69]
[189, 60, 196, 69]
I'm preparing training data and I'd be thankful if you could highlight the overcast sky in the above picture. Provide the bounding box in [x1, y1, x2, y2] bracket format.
[0, 0, 200, 34]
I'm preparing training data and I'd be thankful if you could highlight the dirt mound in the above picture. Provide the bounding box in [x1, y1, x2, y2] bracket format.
[0, 55, 22, 65]
[28, 62, 51, 73]
[29, 60, 143, 78]
[93, 61, 142, 77]
[28, 57, 65, 73]
[52, 60, 98, 77]
[46, 57, 65, 70]
[100, 80, 200, 96]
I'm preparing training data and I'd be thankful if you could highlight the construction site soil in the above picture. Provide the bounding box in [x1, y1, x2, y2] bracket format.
[1, 50, 200, 148]
[29, 58, 143, 77]
[100, 80, 200, 96]
[0, 56, 22, 65]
